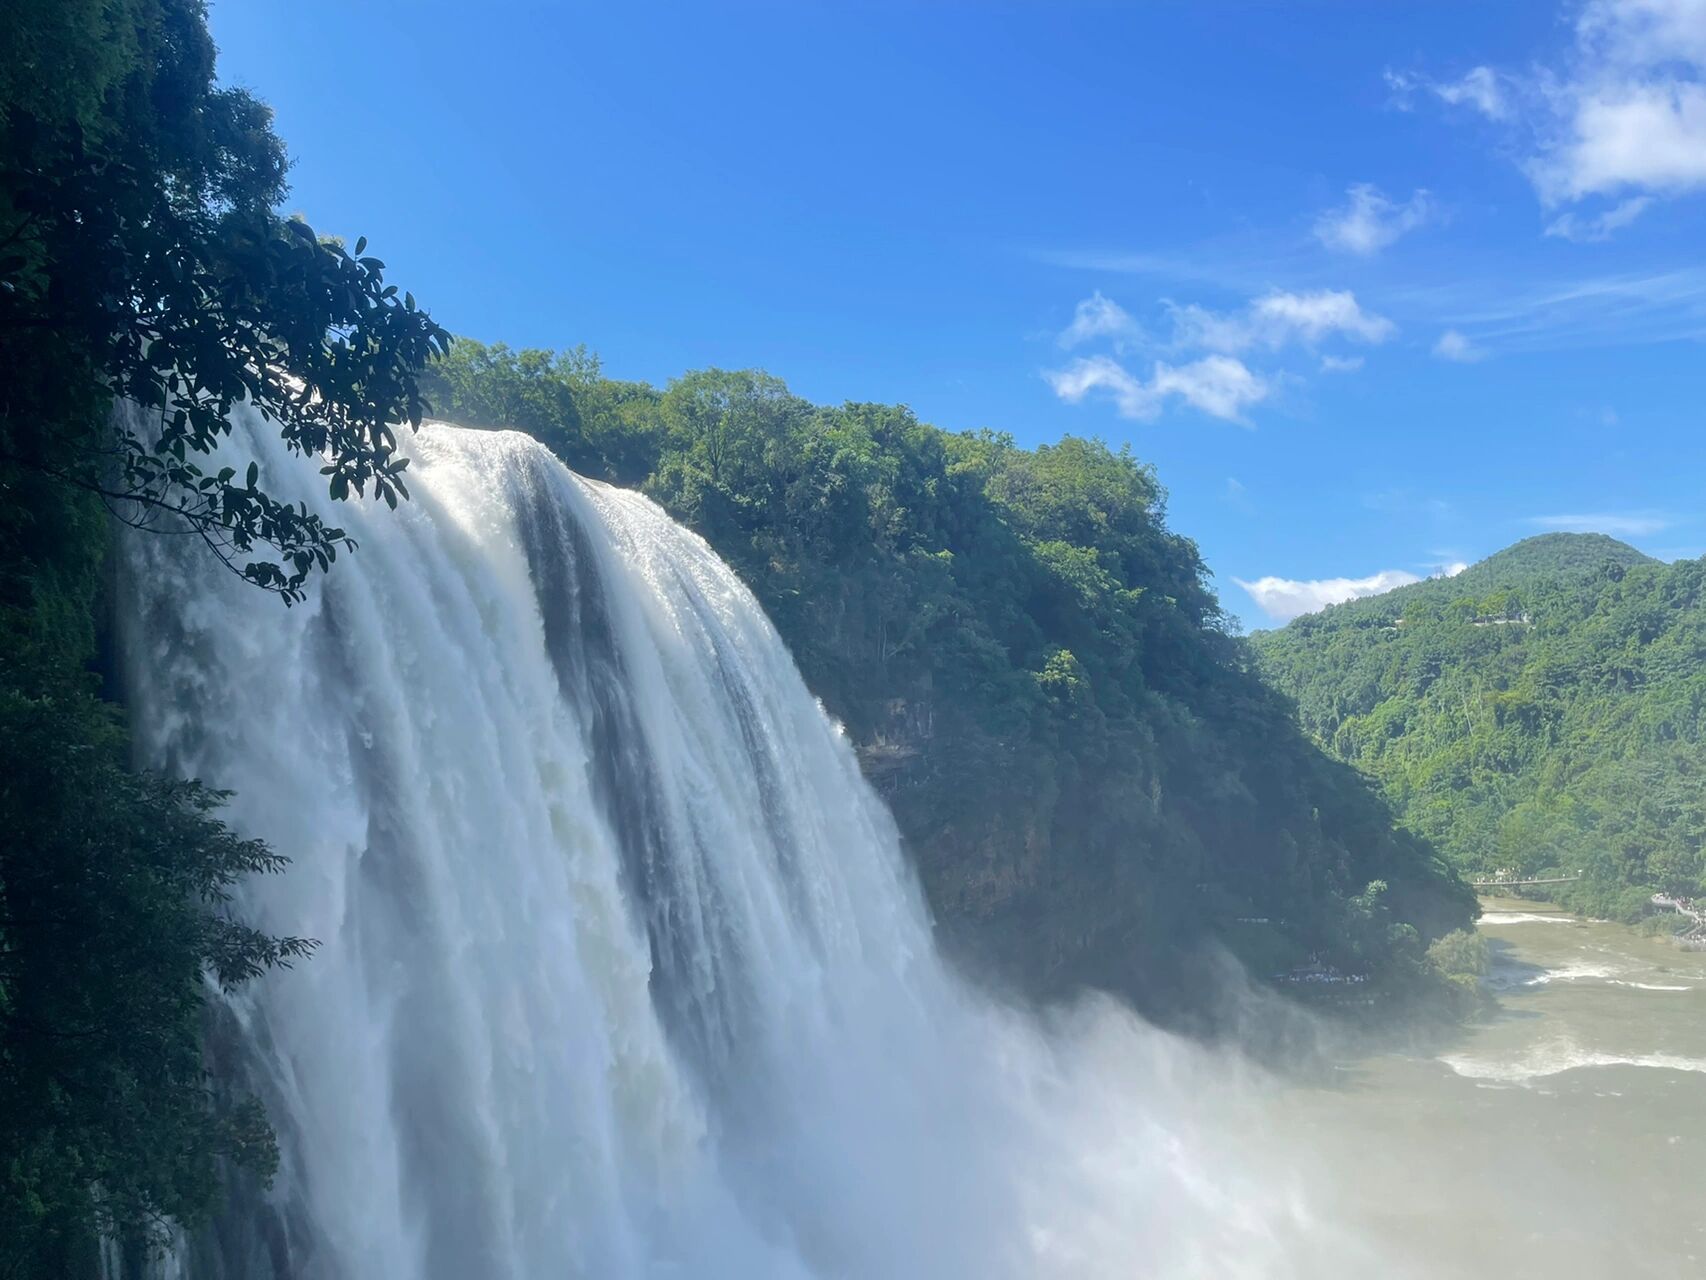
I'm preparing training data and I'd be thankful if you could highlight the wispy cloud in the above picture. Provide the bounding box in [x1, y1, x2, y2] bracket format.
[1544, 194, 1655, 241]
[1388, 65, 1512, 121]
[1044, 287, 1386, 424]
[1399, 0, 1706, 236]
[1031, 234, 1323, 295]
[1436, 65, 1512, 120]
[1045, 353, 1270, 424]
[1314, 184, 1435, 255]
[1433, 328, 1486, 361]
[1402, 265, 1706, 351]
[1363, 490, 1456, 519]
[1170, 289, 1395, 352]
[1058, 291, 1142, 350]
[1528, 510, 1676, 536]
[1236, 569, 1423, 623]
[1320, 354, 1365, 373]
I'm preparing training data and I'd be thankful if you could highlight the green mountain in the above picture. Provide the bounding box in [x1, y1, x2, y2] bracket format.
[1252, 534, 1706, 920]
[1313, 533, 1657, 624]
[1453, 532, 1657, 587]
[422, 341, 1475, 1019]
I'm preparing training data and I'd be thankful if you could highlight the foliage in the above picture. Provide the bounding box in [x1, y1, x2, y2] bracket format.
[423, 341, 1476, 1016]
[0, 639, 312, 1272]
[1, 0, 443, 1269]
[1423, 927, 1491, 1017]
[1, 0, 451, 603]
[1252, 534, 1706, 921]
[1425, 928, 1489, 980]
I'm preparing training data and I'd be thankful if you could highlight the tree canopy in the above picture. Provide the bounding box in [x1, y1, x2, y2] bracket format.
[1252, 535, 1706, 922]
[2, 0, 450, 603]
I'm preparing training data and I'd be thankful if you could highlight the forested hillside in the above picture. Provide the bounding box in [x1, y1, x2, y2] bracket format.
[1253, 535, 1706, 921]
[424, 342, 1475, 1015]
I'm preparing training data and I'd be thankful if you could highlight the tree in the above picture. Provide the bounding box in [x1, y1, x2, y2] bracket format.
[0, 671, 313, 1272]
[1, 0, 451, 603]
[1, 2, 449, 1269]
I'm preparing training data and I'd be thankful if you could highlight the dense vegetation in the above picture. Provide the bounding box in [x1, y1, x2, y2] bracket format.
[1253, 534, 1706, 922]
[424, 342, 1476, 1018]
[1, 2, 444, 1270]
[1, 4, 1487, 1264]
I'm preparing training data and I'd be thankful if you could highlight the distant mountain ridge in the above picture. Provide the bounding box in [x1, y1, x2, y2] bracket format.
[1252, 534, 1706, 921]
[1280, 533, 1659, 630]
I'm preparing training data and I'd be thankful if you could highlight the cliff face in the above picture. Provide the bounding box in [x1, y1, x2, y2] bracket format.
[421, 348, 1476, 1016]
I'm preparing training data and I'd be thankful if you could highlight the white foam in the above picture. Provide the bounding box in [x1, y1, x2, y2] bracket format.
[1441, 1039, 1706, 1084]
[1480, 911, 1575, 925]
[1608, 980, 1694, 992]
[1521, 961, 1621, 986]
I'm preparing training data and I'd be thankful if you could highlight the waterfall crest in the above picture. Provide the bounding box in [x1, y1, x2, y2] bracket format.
[123, 417, 1359, 1278]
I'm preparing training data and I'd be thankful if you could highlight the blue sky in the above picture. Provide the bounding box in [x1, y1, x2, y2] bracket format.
[209, 0, 1706, 630]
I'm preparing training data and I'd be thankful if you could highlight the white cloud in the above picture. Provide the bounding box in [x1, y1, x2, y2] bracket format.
[1058, 291, 1141, 349]
[1544, 194, 1656, 240]
[1152, 355, 1270, 421]
[1433, 328, 1486, 361]
[1386, 65, 1511, 119]
[1535, 79, 1706, 202]
[1439, 560, 1470, 577]
[1320, 354, 1365, 373]
[1044, 288, 1388, 423]
[1314, 184, 1436, 255]
[1170, 289, 1395, 352]
[1236, 569, 1423, 623]
[1527, 509, 1675, 535]
[1253, 290, 1395, 343]
[1439, 65, 1512, 119]
[1045, 355, 1144, 414]
[1411, 0, 1706, 232]
[1044, 353, 1269, 424]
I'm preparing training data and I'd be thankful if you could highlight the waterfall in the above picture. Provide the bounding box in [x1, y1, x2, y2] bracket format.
[122, 416, 1362, 1278]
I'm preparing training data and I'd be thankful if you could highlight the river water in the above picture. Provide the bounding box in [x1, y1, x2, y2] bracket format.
[1278, 898, 1706, 1279]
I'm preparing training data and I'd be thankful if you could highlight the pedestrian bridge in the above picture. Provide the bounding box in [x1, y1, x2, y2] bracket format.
[1471, 874, 1583, 889]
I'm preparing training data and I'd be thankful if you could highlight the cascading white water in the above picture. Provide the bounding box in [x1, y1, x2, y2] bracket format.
[122, 415, 1377, 1278]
